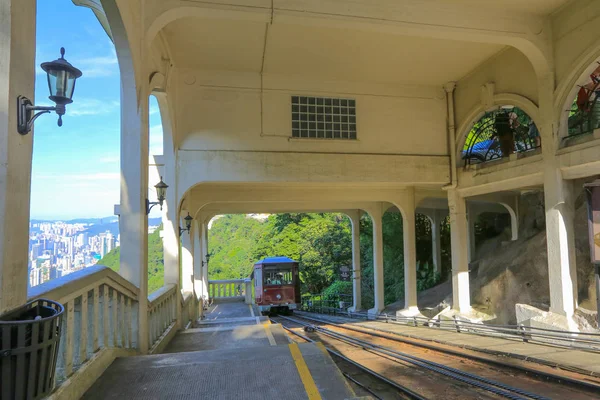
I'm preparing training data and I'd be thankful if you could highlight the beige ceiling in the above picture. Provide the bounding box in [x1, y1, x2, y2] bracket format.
[434, 0, 571, 16]
[163, 17, 506, 85]
[264, 24, 504, 86]
[162, 18, 267, 72]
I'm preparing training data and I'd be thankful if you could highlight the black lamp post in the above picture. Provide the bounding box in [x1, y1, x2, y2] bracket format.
[17, 47, 82, 134]
[146, 177, 168, 214]
[584, 179, 600, 324]
[179, 213, 193, 236]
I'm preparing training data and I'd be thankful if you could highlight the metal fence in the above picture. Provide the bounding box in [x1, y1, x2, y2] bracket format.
[297, 303, 600, 353]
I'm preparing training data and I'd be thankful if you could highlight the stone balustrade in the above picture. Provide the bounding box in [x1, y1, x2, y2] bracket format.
[28, 266, 139, 384]
[208, 279, 246, 301]
[147, 284, 178, 352]
[26, 266, 198, 400]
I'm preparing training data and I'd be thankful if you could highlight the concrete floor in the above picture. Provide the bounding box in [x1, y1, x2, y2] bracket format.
[82, 302, 355, 399]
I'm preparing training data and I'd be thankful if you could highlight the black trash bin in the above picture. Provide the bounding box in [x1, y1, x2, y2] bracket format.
[0, 298, 64, 400]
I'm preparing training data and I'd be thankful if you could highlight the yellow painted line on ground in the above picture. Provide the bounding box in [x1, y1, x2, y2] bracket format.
[249, 304, 255, 317]
[263, 323, 277, 346]
[288, 343, 322, 400]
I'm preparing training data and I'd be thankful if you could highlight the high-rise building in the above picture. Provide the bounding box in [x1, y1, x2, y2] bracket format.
[106, 233, 115, 253]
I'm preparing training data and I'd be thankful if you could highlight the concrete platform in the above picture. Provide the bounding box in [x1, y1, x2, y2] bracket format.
[165, 320, 290, 352]
[203, 300, 257, 320]
[81, 343, 356, 399]
[300, 312, 600, 376]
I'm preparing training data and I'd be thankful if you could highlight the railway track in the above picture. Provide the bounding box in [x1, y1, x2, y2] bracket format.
[273, 316, 424, 400]
[272, 314, 600, 400]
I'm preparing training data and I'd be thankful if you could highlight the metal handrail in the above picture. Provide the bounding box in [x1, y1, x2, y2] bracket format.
[297, 305, 600, 352]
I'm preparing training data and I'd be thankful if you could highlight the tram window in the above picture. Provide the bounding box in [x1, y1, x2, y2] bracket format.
[264, 267, 293, 285]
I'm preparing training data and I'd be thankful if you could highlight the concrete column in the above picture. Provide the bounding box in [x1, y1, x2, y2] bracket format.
[347, 211, 362, 312]
[367, 204, 384, 315]
[201, 221, 209, 300]
[467, 203, 477, 262]
[402, 189, 418, 312]
[431, 211, 442, 278]
[180, 217, 193, 297]
[0, 0, 36, 314]
[538, 73, 578, 320]
[544, 168, 578, 317]
[192, 220, 206, 302]
[161, 97, 179, 292]
[118, 86, 149, 353]
[448, 190, 471, 313]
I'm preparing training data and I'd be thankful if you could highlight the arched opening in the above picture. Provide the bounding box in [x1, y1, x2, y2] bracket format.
[29, 0, 120, 287]
[462, 106, 540, 165]
[566, 65, 600, 140]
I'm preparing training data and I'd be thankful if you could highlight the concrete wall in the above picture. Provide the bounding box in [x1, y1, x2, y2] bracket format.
[454, 47, 539, 145]
[173, 68, 447, 155]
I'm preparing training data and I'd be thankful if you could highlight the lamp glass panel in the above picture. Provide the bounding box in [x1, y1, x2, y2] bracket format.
[156, 185, 166, 200]
[47, 68, 77, 100]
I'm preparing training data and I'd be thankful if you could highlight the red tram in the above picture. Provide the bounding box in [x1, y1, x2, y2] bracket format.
[252, 257, 300, 315]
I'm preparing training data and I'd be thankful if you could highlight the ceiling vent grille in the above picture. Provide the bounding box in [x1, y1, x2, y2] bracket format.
[291, 96, 357, 139]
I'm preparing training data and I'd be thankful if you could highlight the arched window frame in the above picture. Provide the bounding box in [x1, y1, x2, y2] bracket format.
[462, 106, 540, 165]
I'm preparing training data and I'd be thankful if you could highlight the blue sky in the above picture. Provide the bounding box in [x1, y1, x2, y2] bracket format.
[32, 1, 163, 220]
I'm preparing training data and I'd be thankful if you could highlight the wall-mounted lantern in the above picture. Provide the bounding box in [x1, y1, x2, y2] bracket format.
[17, 48, 82, 134]
[584, 179, 600, 324]
[202, 253, 211, 267]
[146, 177, 168, 214]
[179, 213, 193, 236]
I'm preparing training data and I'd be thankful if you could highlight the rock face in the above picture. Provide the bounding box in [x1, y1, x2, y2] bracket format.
[470, 187, 597, 325]
[386, 188, 598, 326]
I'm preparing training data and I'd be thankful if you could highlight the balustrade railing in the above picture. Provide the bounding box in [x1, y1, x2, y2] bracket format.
[148, 284, 178, 351]
[209, 279, 245, 300]
[28, 266, 139, 384]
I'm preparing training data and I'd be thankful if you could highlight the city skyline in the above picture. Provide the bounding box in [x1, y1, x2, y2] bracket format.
[32, 1, 163, 220]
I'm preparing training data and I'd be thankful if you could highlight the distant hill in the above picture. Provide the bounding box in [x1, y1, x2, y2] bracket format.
[31, 217, 162, 237]
[98, 225, 164, 293]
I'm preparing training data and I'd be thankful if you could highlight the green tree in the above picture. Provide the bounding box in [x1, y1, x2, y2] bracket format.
[98, 226, 164, 293]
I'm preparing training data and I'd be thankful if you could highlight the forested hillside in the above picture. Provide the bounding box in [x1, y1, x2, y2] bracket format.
[98, 211, 508, 309]
[98, 226, 165, 293]
[209, 213, 444, 309]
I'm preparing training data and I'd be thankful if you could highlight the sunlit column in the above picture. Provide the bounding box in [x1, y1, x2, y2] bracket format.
[201, 220, 209, 300]
[180, 215, 194, 323]
[0, 0, 36, 314]
[118, 75, 149, 353]
[347, 210, 362, 312]
[448, 189, 471, 313]
[402, 188, 418, 312]
[367, 204, 384, 315]
[431, 211, 443, 278]
[192, 219, 206, 317]
[467, 203, 477, 262]
[544, 167, 577, 317]
[538, 74, 577, 320]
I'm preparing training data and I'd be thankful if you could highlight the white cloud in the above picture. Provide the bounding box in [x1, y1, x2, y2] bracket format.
[36, 49, 119, 78]
[149, 104, 160, 115]
[99, 154, 119, 164]
[36, 172, 120, 181]
[73, 50, 119, 78]
[149, 124, 163, 137]
[68, 98, 119, 116]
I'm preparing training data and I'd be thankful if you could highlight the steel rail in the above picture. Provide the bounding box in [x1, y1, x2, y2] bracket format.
[271, 318, 426, 400]
[280, 315, 551, 400]
[302, 305, 600, 352]
[297, 312, 600, 392]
